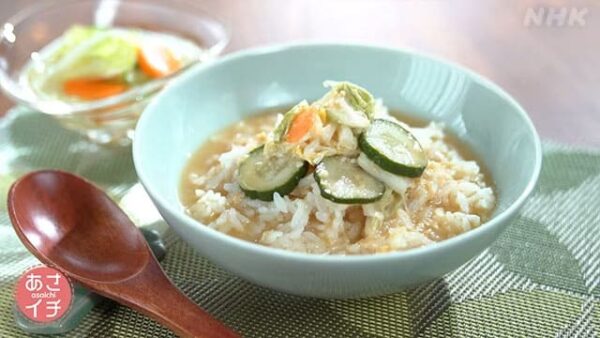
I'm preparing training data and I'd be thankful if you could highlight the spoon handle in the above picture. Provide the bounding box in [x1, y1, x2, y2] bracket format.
[94, 258, 239, 338]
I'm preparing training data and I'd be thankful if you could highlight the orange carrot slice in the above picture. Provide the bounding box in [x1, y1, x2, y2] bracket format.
[286, 107, 316, 143]
[63, 78, 128, 100]
[137, 44, 181, 78]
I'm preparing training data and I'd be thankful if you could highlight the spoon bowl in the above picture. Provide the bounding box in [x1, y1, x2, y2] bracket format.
[8, 170, 238, 338]
[9, 171, 149, 282]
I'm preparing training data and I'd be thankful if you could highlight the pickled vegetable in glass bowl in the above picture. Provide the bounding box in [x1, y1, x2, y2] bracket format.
[0, 0, 229, 146]
[22, 25, 201, 102]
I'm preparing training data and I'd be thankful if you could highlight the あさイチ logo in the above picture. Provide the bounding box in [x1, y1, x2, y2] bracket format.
[15, 265, 73, 323]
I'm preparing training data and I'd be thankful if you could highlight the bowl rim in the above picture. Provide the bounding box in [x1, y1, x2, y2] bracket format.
[134, 42, 543, 263]
[0, 0, 230, 116]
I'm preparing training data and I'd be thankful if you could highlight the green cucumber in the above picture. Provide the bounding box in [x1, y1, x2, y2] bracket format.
[314, 155, 385, 204]
[238, 146, 308, 201]
[359, 119, 427, 177]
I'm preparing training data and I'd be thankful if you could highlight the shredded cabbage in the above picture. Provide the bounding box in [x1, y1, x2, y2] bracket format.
[44, 25, 137, 82]
[317, 81, 375, 128]
[327, 81, 375, 118]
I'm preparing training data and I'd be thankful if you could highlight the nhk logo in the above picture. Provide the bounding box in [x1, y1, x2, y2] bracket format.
[524, 7, 588, 27]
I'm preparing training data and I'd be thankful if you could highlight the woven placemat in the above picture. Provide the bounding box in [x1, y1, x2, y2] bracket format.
[0, 108, 598, 338]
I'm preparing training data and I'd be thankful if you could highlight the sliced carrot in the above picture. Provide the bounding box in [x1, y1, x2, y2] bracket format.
[63, 78, 128, 100]
[137, 43, 181, 78]
[286, 107, 316, 143]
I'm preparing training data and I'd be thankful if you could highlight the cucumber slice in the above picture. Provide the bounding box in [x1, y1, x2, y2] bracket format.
[238, 146, 308, 201]
[314, 155, 385, 204]
[359, 119, 427, 177]
[357, 153, 413, 194]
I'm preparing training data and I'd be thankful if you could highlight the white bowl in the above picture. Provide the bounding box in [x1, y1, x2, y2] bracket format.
[133, 43, 541, 298]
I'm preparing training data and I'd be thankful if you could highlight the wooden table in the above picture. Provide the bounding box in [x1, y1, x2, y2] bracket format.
[2, 0, 598, 146]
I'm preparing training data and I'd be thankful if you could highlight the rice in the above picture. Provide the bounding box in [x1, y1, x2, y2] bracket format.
[183, 103, 496, 255]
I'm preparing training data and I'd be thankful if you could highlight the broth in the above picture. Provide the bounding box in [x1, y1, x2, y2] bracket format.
[179, 105, 496, 254]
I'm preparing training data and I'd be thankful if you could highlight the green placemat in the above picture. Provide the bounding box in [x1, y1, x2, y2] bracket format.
[0, 108, 599, 338]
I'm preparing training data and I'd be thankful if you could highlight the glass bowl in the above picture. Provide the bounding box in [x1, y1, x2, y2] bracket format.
[0, 0, 229, 146]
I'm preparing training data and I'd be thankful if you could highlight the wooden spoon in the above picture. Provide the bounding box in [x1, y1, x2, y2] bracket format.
[8, 170, 239, 338]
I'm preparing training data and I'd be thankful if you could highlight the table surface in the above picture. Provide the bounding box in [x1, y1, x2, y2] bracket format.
[1, 0, 598, 146]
